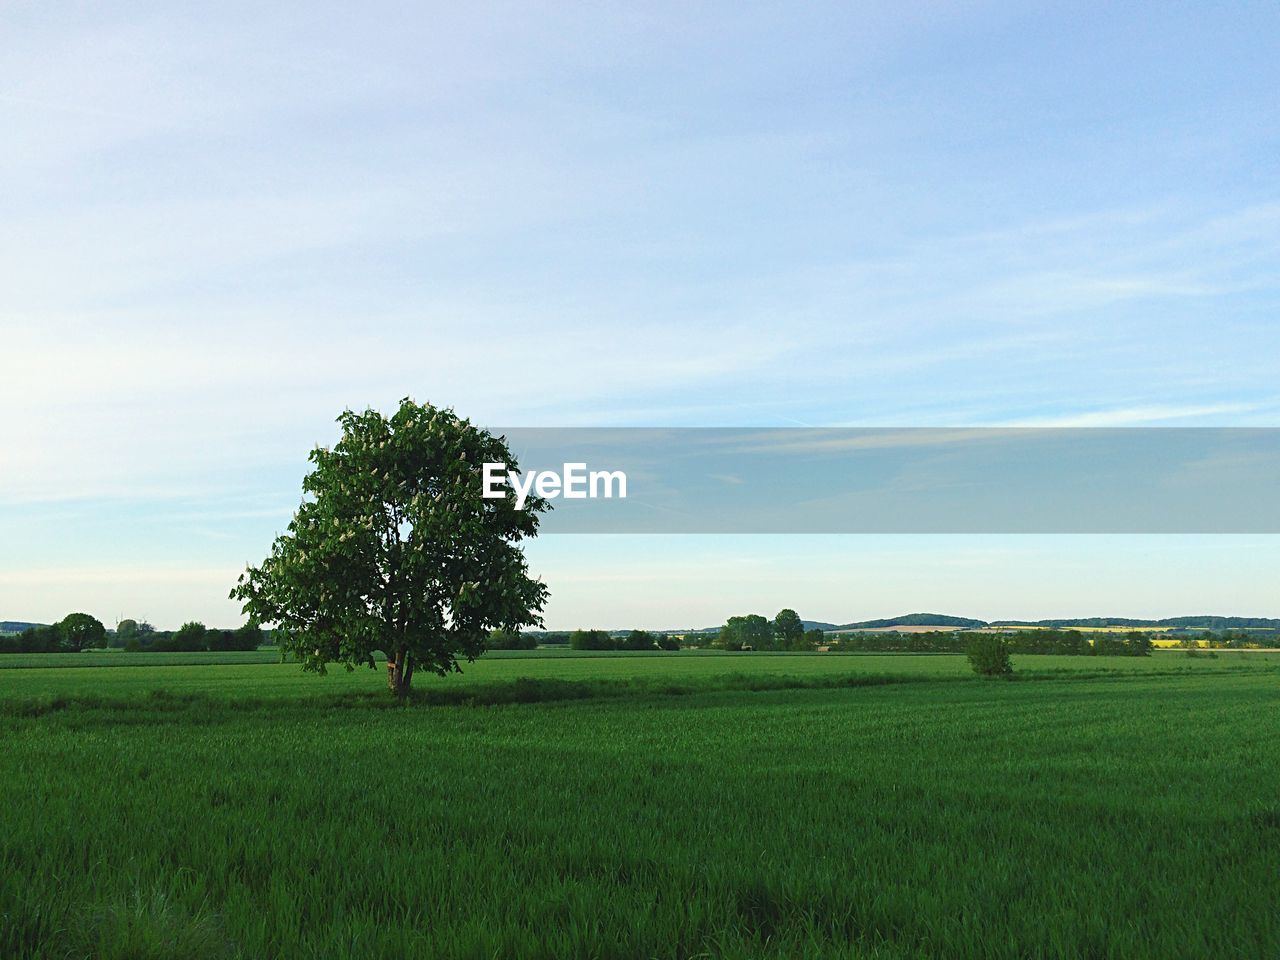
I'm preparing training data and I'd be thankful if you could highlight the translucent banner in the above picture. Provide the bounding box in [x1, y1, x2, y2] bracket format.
[488, 428, 1280, 533]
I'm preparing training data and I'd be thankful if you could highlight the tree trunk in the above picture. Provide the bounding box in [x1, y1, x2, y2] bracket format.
[386, 649, 414, 697]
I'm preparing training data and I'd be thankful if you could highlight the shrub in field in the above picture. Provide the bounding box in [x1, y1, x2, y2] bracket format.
[231, 399, 549, 696]
[967, 634, 1012, 677]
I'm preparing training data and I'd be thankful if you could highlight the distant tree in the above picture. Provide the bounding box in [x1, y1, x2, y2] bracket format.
[487, 627, 517, 649]
[803, 628, 825, 649]
[15, 624, 61, 654]
[205, 629, 234, 651]
[773, 609, 804, 650]
[146, 632, 174, 651]
[117, 624, 154, 652]
[488, 627, 536, 650]
[134, 621, 157, 648]
[1092, 634, 1126, 657]
[231, 400, 550, 697]
[1057, 629, 1089, 656]
[231, 622, 264, 650]
[716, 621, 742, 651]
[656, 634, 680, 651]
[718, 614, 772, 651]
[203, 626, 262, 652]
[569, 629, 613, 651]
[967, 634, 1012, 677]
[620, 629, 656, 651]
[171, 622, 208, 652]
[58, 613, 106, 652]
[112, 618, 140, 648]
[529, 631, 571, 645]
[745, 615, 773, 649]
[1123, 631, 1153, 657]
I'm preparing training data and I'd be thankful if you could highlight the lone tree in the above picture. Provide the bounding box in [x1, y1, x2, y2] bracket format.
[58, 613, 106, 652]
[231, 400, 549, 696]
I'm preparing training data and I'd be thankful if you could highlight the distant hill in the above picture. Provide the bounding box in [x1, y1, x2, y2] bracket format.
[0, 621, 46, 634]
[801, 620, 838, 631]
[835, 613, 988, 630]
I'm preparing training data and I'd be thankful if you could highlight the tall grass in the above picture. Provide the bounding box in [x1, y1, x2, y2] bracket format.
[1, 655, 1277, 958]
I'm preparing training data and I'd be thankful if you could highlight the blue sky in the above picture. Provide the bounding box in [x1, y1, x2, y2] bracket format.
[3, 1, 1279, 628]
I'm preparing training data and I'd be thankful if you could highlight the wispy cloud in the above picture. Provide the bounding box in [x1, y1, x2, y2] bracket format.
[4, 2, 1280, 622]
[995, 402, 1265, 428]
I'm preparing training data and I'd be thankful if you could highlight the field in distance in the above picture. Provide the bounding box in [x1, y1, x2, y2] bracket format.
[2, 650, 1278, 959]
[0, 647, 1256, 703]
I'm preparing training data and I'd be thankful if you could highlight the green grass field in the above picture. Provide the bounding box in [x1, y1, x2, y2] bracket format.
[3, 650, 1278, 959]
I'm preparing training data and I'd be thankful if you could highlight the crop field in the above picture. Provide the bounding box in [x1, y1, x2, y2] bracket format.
[0, 649, 1250, 704]
[3, 651, 1279, 959]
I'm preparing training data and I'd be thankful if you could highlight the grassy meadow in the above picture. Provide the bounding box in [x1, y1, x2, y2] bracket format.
[2, 650, 1278, 959]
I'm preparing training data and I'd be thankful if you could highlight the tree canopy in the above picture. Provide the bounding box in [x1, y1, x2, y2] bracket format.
[717, 614, 773, 651]
[231, 400, 549, 695]
[57, 613, 106, 652]
[773, 609, 804, 649]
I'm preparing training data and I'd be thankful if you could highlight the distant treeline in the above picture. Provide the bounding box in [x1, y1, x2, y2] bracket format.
[126, 621, 264, 653]
[496, 629, 685, 651]
[567, 629, 682, 651]
[1168, 630, 1280, 648]
[490, 630, 587, 648]
[834, 629, 1155, 655]
[0, 614, 264, 654]
[834, 628, 1280, 654]
[710, 611, 827, 651]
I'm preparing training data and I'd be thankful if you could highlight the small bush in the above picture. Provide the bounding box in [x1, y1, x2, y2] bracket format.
[967, 634, 1012, 677]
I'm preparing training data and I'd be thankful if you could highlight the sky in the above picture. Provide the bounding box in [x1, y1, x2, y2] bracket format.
[3, 1, 1279, 629]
